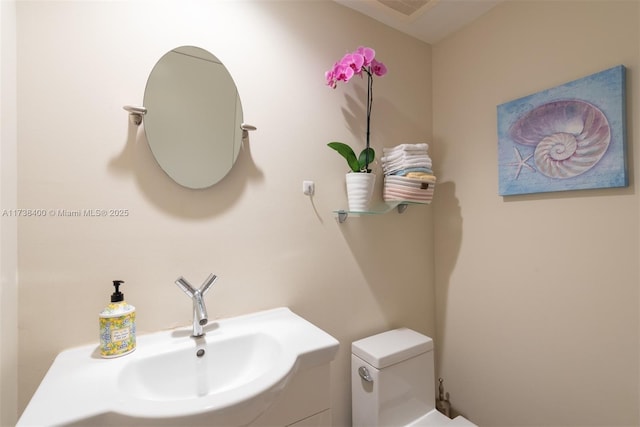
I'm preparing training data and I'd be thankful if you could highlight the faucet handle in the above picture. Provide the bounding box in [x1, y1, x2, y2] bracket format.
[200, 274, 218, 295]
[175, 276, 196, 297]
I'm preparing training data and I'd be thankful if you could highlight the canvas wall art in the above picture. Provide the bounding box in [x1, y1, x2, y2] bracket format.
[497, 65, 627, 196]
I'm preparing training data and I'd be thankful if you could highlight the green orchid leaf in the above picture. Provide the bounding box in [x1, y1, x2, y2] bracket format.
[358, 148, 375, 172]
[328, 142, 360, 172]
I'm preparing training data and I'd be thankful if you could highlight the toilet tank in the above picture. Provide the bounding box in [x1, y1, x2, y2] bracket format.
[352, 328, 435, 427]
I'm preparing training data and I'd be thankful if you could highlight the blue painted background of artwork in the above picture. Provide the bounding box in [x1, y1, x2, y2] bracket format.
[497, 65, 627, 196]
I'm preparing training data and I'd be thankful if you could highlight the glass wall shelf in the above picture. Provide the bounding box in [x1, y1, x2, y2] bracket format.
[333, 201, 429, 223]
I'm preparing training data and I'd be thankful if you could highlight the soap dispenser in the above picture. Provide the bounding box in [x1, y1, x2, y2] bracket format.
[99, 280, 136, 358]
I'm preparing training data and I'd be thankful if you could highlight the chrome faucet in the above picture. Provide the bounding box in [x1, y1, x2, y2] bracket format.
[175, 273, 218, 337]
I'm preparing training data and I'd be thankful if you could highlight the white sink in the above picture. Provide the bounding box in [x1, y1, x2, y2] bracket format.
[17, 307, 339, 426]
[119, 332, 283, 402]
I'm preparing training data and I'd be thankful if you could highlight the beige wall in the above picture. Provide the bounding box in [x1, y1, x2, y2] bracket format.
[0, 0, 18, 425]
[432, 1, 639, 426]
[14, 1, 433, 425]
[11, 1, 640, 426]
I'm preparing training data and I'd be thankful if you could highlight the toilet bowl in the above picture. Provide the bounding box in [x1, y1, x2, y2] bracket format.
[351, 328, 476, 427]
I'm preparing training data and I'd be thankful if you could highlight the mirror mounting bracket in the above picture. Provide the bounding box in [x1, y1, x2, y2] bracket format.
[123, 105, 147, 126]
[240, 123, 257, 139]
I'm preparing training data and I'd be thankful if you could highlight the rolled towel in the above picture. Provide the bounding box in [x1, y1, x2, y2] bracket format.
[389, 167, 433, 176]
[383, 159, 433, 174]
[381, 152, 431, 163]
[405, 172, 436, 181]
[382, 143, 429, 154]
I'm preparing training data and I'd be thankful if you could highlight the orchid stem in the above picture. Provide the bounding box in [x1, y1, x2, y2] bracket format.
[365, 68, 373, 172]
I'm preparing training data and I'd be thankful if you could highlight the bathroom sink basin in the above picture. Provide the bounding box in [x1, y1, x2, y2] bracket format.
[118, 332, 282, 402]
[17, 307, 339, 426]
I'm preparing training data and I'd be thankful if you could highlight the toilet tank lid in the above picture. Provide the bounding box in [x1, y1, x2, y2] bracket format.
[352, 328, 433, 369]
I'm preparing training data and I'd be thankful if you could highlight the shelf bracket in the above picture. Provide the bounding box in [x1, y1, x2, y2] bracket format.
[335, 203, 409, 223]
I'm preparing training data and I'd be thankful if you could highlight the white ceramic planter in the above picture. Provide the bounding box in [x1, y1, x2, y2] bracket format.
[346, 172, 376, 212]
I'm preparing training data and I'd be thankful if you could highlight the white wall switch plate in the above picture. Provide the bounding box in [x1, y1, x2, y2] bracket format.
[303, 180, 315, 196]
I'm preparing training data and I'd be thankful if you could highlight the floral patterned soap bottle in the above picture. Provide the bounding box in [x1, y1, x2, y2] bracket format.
[99, 280, 136, 358]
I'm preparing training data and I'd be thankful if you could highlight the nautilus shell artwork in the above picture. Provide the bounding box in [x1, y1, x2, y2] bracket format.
[497, 65, 627, 196]
[509, 100, 611, 179]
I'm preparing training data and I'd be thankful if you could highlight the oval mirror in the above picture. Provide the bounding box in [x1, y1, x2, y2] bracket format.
[143, 46, 243, 189]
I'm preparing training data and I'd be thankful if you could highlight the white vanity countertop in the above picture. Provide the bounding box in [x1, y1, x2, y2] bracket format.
[17, 307, 339, 427]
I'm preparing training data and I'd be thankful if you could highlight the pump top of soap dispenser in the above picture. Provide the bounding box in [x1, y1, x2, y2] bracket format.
[101, 280, 134, 319]
[111, 280, 125, 302]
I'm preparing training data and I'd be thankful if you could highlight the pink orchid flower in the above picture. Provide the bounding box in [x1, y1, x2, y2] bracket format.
[340, 52, 365, 77]
[356, 46, 375, 67]
[325, 46, 388, 173]
[326, 61, 355, 88]
[371, 59, 387, 77]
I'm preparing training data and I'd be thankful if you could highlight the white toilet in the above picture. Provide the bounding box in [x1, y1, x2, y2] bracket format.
[352, 328, 476, 426]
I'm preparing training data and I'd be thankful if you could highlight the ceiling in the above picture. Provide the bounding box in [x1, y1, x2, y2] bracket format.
[334, 0, 503, 44]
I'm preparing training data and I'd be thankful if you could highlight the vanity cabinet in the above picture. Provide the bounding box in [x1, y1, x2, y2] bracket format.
[251, 364, 333, 426]
[288, 409, 332, 426]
